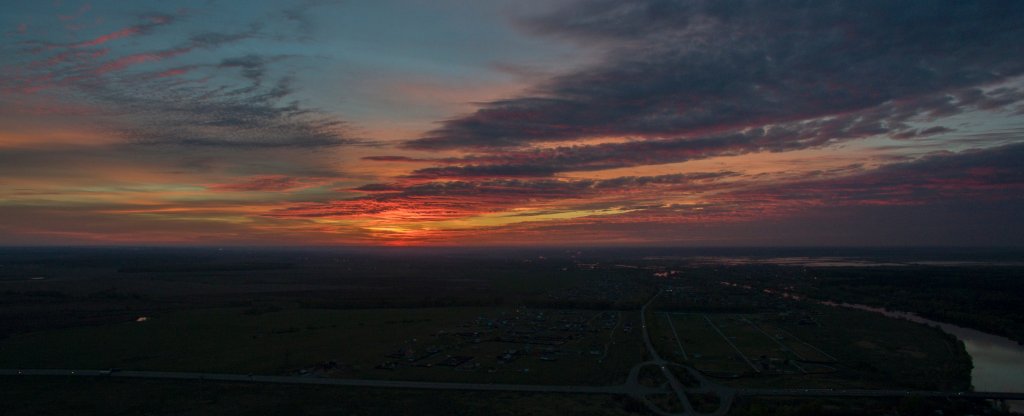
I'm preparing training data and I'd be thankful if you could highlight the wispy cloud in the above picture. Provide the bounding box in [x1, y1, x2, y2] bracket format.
[1, 5, 361, 150]
[406, 0, 1024, 150]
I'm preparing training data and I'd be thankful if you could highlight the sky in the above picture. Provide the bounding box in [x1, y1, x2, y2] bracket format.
[1, 0, 1023, 247]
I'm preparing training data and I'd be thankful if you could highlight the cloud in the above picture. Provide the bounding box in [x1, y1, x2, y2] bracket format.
[68, 13, 175, 48]
[392, 87, 1024, 178]
[892, 126, 955, 140]
[93, 46, 191, 74]
[361, 155, 429, 162]
[269, 171, 736, 221]
[216, 54, 290, 87]
[1, 7, 361, 150]
[727, 142, 1024, 207]
[405, 0, 1024, 150]
[351, 183, 404, 193]
[207, 175, 318, 192]
[57, 3, 93, 23]
[591, 142, 1024, 227]
[118, 76, 360, 149]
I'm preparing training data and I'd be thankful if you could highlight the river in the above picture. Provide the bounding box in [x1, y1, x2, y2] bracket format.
[822, 301, 1024, 411]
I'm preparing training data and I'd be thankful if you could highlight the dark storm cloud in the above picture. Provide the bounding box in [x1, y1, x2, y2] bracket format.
[405, 0, 1024, 150]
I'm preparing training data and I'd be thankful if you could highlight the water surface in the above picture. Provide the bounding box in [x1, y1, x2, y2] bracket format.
[823, 302, 1024, 411]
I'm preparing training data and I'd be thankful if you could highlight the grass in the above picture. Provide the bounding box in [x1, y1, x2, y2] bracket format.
[0, 307, 475, 374]
[637, 364, 667, 388]
[716, 305, 971, 390]
[664, 313, 752, 376]
[774, 304, 972, 391]
[0, 377, 635, 416]
[705, 314, 804, 374]
[686, 391, 721, 414]
[0, 306, 646, 386]
[728, 395, 1003, 416]
[647, 393, 685, 414]
[756, 322, 836, 363]
[645, 307, 971, 391]
[643, 310, 684, 363]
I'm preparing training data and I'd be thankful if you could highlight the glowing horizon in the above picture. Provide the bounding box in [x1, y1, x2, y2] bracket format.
[2, 1, 1023, 247]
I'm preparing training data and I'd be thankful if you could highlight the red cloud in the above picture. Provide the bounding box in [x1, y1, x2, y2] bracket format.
[93, 47, 190, 74]
[208, 176, 316, 192]
[154, 66, 195, 78]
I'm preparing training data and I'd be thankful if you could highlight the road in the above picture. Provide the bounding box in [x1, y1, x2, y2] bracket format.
[638, 290, 697, 415]
[736, 387, 1024, 400]
[5, 289, 1022, 414]
[0, 368, 628, 395]
[665, 312, 688, 361]
[4, 368, 1021, 401]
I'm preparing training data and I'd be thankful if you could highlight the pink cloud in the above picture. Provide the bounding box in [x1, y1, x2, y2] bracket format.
[93, 47, 190, 74]
[153, 66, 196, 78]
[57, 3, 91, 21]
[71, 26, 141, 48]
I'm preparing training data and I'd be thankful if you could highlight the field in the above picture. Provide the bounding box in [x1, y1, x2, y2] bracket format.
[662, 313, 752, 376]
[0, 377, 634, 416]
[646, 307, 971, 391]
[705, 314, 803, 374]
[754, 322, 836, 363]
[0, 248, 998, 415]
[771, 304, 971, 391]
[0, 306, 646, 386]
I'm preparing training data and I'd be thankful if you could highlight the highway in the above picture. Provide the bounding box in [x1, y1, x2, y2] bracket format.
[0, 368, 627, 395]
[5, 290, 1022, 415]
[4, 368, 1022, 402]
[639, 290, 698, 415]
[736, 387, 1024, 400]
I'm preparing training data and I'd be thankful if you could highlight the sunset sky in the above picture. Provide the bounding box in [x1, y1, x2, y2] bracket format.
[2, 0, 1023, 246]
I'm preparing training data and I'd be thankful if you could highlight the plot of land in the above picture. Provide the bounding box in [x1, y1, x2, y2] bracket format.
[755, 322, 836, 363]
[664, 313, 751, 376]
[704, 314, 803, 374]
[0, 307, 646, 386]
